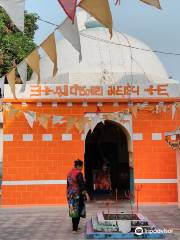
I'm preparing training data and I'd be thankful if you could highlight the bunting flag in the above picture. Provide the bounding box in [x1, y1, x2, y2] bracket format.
[140, 0, 161, 9]
[52, 115, 65, 126]
[130, 105, 138, 118]
[8, 106, 20, 119]
[58, 16, 82, 62]
[17, 61, 27, 92]
[24, 111, 36, 128]
[25, 49, 40, 84]
[79, 0, 113, 38]
[75, 117, 89, 134]
[0, 75, 5, 97]
[115, 0, 120, 5]
[38, 114, 50, 129]
[0, 0, 25, 31]
[41, 33, 58, 77]
[66, 116, 77, 132]
[57, 0, 77, 22]
[90, 115, 102, 132]
[6, 68, 16, 99]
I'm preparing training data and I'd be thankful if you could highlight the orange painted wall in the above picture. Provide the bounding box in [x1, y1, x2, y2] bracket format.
[2, 101, 180, 206]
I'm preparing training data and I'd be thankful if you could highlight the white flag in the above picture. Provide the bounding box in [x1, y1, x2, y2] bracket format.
[17, 61, 27, 92]
[52, 115, 64, 125]
[0, 0, 25, 31]
[90, 115, 101, 133]
[24, 111, 36, 128]
[58, 16, 82, 62]
[0, 76, 5, 97]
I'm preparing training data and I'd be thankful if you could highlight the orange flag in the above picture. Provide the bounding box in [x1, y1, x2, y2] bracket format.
[79, 0, 113, 38]
[25, 49, 40, 84]
[41, 33, 58, 77]
[6, 68, 16, 99]
[140, 0, 161, 9]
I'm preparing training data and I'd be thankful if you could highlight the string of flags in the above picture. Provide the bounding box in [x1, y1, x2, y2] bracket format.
[165, 135, 180, 151]
[1, 102, 180, 132]
[0, 0, 163, 98]
[0, 0, 162, 33]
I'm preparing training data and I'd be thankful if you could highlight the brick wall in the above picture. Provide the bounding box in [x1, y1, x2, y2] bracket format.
[1, 101, 179, 205]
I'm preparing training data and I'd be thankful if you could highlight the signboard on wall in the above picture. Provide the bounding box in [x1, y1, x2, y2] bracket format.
[4, 82, 180, 99]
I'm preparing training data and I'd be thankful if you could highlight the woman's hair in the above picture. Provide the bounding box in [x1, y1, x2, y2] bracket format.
[74, 159, 83, 168]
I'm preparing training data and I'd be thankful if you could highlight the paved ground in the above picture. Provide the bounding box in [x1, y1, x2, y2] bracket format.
[0, 202, 180, 240]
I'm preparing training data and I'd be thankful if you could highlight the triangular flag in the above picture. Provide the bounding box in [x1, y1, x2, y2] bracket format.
[57, 0, 77, 22]
[52, 115, 65, 126]
[25, 49, 40, 84]
[66, 116, 77, 132]
[38, 114, 50, 129]
[84, 119, 91, 136]
[0, 76, 5, 97]
[17, 61, 27, 92]
[131, 105, 138, 118]
[90, 115, 101, 132]
[8, 106, 20, 119]
[24, 111, 36, 128]
[115, 0, 120, 5]
[75, 117, 89, 134]
[6, 68, 16, 99]
[140, 0, 161, 9]
[41, 33, 58, 77]
[58, 16, 82, 62]
[0, 0, 25, 31]
[79, 0, 113, 38]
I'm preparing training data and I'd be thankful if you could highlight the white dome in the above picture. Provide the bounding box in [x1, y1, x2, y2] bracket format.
[39, 16, 178, 85]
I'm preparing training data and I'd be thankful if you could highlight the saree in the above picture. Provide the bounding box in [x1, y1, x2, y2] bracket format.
[67, 169, 86, 218]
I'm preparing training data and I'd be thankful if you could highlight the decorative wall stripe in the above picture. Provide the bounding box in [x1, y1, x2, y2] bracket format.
[113, 102, 119, 107]
[152, 133, 162, 141]
[62, 134, 72, 141]
[97, 102, 103, 107]
[135, 179, 177, 184]
[52, 102, 58, 107]
[67, 102, 73, 107]
[3, 134, 13, 142]
[42, 134, 53, 141]
[36, 102, 43, 107]
[2, 180, 67, 186]
[2, 179, 177, 186]
[23, 134, 33, 142]
[82, 102, 88, 107]
[21, 102, 28, 107]
[133, 133, 143, 141]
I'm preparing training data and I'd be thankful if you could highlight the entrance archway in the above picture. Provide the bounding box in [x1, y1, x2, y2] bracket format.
[84, 120, 134, 200]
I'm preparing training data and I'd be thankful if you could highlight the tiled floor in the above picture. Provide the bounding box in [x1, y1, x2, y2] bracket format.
[0, 202, 180, 240]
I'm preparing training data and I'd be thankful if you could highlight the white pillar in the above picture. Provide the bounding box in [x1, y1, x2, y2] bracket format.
[176, 151, 180, 209]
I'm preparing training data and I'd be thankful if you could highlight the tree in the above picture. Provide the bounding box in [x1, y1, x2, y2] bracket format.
[0, 7, 39, 78]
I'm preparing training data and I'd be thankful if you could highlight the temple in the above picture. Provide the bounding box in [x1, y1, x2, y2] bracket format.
[1, 12, 180, 206]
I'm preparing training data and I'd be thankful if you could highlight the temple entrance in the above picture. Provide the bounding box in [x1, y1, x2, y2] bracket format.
[85, 120, 133, 201]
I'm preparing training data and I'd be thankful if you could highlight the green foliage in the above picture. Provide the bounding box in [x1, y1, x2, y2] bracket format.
[0, 7, 39, 77]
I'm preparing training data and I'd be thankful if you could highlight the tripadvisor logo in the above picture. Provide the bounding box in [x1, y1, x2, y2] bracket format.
[135, 227, 143, 236]
[135, 227, 173, 235]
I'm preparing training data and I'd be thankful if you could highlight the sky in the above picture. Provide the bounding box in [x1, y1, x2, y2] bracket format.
[25, 0, 180, 81]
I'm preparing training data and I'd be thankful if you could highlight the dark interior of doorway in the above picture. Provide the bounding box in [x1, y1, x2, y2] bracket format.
[85, 120, 130, 200]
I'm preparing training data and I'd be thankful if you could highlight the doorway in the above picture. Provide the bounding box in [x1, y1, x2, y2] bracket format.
[85, 120, 133, 200]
